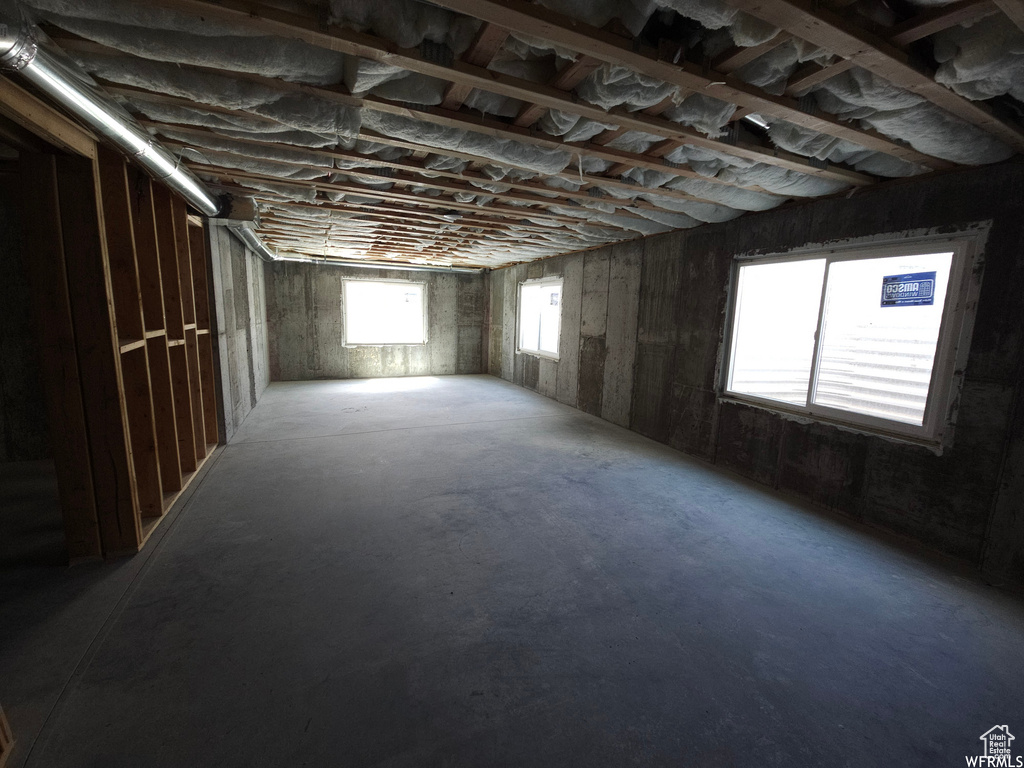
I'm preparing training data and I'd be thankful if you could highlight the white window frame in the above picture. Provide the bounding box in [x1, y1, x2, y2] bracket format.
[341, 277, 428, 347]
[516, 276, 563, 360]
[721, 230, 987, 451]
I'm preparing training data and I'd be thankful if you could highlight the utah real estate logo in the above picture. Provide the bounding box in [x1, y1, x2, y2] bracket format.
[967, 726, 1021, 767]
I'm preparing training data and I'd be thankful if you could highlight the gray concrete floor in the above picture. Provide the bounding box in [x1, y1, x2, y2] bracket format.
[2, 374, 1023, 767]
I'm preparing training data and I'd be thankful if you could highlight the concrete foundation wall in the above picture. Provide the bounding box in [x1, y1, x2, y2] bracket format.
[209, 227, 270, 443]
[488, 160, 1024, 583]
[0, 186, 48, 462]
[266, 262, 485, 380]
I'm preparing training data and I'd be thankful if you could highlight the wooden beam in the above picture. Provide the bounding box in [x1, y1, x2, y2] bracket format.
[784, 59, 856, 96]
[513, 55, 603, 127]
[193, 164, 636, 229]
[888, 0, 998, 46]
[440, 23, 511, 110]
[713, 33, 792, 73]
[0, 76, 96, 158]
[64, 154, 141, 554]
[169, 196, 207, 463]
[146, 118, 748, 209]
[722, 0, 1024, 151]
[133, 1, 884, 180]
[993, 0, 1024, 32]
[261, 211, 511, 240]
[151, 185, 196, 474]
[112, 81, 792, 196]
[125, 167, 182, 493]
[245, 194, 574, 236]
[420, 0, 946, 167]
[259, 225, 552, 252]
[166, 139, 695, 220]
[95, 147, 163, 520]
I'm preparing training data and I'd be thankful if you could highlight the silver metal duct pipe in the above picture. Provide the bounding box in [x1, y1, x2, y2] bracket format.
[228, 222, 281, 263]
[0, 8, 221, 217]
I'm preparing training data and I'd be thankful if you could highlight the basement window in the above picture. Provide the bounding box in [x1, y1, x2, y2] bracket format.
[518, 277, 563, 359]
[342, 279, 427, 346]
[723, 235, 984, 448]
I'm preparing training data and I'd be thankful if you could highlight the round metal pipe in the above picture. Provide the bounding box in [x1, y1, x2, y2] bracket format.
[0, 13, 221, 217]
[228, 223, 281, 263]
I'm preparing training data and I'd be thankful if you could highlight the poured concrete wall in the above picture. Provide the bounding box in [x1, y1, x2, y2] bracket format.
[0, 185, 49, 462]
[266, 262, 485, 380]
[209, 227, 270, 443]
[489, 159, 1024, 583]
[488, 241, 642, 427]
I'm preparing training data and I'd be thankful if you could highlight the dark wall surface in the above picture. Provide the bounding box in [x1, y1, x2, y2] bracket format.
[489, 159, 1024, 583]
[267, 262, 486, 381]
[0, 184, 49, 462]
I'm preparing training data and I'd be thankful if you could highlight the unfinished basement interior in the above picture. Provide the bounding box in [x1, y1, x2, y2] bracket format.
[1, 0, 1023, 765]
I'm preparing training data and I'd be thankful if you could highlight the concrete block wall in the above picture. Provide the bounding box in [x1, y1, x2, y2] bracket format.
[266, 262, 486, 380]
[487, 159, 1024, 584]
[0, 185, 48, 462]
[209, 227, 270, 443]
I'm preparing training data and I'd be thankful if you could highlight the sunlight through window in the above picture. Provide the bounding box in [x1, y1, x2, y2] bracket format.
[343, 280, 426, 346]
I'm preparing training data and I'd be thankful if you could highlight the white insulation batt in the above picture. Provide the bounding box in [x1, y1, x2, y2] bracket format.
[14, 0, 1021, 266]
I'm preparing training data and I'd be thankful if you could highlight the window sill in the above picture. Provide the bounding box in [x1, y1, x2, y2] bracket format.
[717, 394, 947, 456]
[343, 342, 428, 348]
[516, 349, 560, 362]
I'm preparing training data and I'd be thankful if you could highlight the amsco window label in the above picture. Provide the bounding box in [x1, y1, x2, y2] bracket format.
[881, 271, 936, 307]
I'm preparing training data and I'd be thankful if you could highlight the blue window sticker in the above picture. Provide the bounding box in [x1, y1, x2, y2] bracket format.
[881, 271, 936, 307]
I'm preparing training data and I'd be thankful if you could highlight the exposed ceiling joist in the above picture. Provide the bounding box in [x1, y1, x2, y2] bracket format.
[720, 0, 1024, 152]
[440, 23, 511, 110]
[419, 0, 949, 168]
[888, 0, 999, 46]
[713, 33, 793, 73]
[993, 0, 1024, 32]
[193, 165, 630, 228]
[245, 194, 585, 237]
[90, 52, 847, 198]
[139, 0, 886, 181]
[148, 121, 736, 210]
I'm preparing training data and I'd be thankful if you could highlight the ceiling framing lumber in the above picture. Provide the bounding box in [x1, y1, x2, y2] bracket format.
[440, 23, 511, 110]
[993, 0, 1024, 32]
[0, 76, 96, 158]
[243, 193, 585, 237]
[192, 165, 630, 229]
[888, 0, 999, 46]
[85, 46, 865, 200]
[148, 120, 740, 210]
[783, 1, 997, 96]
[719, 0, 1024, 152]
[138, 0, 891, 179]
[713, 33, 793, 73]
[413, 0, 948, 167]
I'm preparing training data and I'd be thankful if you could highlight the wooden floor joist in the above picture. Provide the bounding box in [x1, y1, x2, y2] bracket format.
[888, 0, 999, 46]
[128, 1, 886, 181]
[721, 0, 1024, 152]
[993, 0, 1024, 32]
[144, 117, 768, 211]
[420, 0, 948, 168]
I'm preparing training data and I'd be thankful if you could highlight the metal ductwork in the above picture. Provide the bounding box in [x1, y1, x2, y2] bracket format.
[227, 222, 281, 263]
[0, 3, 284, 264]
[0, 5, 466, 272]
[0, 7, 221, 217]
